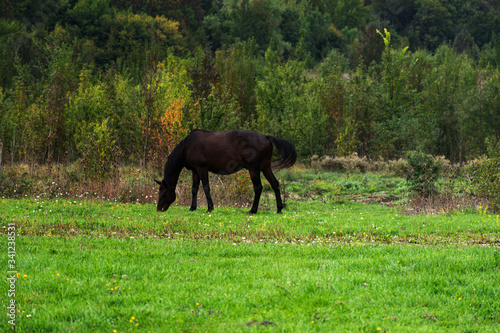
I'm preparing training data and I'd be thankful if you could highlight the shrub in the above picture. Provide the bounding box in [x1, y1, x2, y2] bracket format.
[75, 119, 120, 181]
[485, 136, 500, 158]
[405, 150, 441, 197]
[373, 158, 410, 177]
[466, 157, 500, 212]
[0, 165, 33, 197]
[312, 153, 369, 172]
[311, 154, 410, 176]
[314, 155, 345, 171]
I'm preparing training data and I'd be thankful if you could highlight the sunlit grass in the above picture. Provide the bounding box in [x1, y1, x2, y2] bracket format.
[2, 198, 498, 246]
[1, 167, 499, 332]
[2, 236, 499, 332]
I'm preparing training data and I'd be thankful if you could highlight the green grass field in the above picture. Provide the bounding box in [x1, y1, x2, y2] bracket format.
[1, 170, 500, 332]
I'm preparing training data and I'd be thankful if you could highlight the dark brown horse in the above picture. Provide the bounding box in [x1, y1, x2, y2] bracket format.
[155, 129, 296, 213]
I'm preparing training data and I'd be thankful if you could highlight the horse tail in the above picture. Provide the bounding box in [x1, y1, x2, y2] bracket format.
[266, 136, 297, 170]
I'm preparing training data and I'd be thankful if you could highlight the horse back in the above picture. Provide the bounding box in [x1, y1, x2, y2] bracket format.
[183, 130, 272, 174]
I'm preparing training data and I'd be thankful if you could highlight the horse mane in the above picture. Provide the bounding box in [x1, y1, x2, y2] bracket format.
[163, 138, 185, 183]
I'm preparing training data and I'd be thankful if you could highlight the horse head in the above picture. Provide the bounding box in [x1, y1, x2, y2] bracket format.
[155, 179, 176, 212]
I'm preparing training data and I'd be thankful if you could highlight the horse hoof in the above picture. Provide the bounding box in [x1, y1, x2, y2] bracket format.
[248, 210, 257, 214]
[189, 207, 196, 211]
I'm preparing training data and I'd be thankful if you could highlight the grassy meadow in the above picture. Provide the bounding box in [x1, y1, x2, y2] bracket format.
[1, 167, 500, 332]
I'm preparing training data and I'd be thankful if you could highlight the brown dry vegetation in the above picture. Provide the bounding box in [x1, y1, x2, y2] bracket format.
[0, 152, 496, 214]
[0, 162, 255, 209]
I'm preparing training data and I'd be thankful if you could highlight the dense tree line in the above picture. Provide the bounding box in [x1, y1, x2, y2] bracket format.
[1, 0, 500, 170]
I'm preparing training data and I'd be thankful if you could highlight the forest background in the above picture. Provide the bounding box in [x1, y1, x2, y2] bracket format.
[1, 0, 500, 173]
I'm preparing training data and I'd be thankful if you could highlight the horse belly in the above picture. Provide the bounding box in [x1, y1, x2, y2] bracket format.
[207, 150, 245, 175]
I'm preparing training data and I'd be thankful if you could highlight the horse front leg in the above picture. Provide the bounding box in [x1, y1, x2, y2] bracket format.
[198, 169, 214, 212]
[190, 171, 200, 211]
[249, 169, 263, 214]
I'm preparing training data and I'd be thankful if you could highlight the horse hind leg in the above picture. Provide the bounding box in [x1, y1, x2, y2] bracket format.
[249, 169, 263, 214]
[263, 166, 283, 213]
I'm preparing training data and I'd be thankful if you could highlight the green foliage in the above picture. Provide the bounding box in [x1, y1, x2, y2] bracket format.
[340, 65, 379, 157]
[317, 62, 345, 154]
[485, 137, 500, 158]
[479, 70, 500, 154]
[493, 32, 500, 69]
[202, 0, 282, 53]
[351, 23, 385, 67]
[75, 119, 119, 180]
[64, 0, 186, 80]
[3, 80, 35, 163]
[468, 157, 500, 212]
[335, 116, 358, 157]
[418, 45, 482, 162]
[255, 60, 326, 156]
[453, 30, 479, 60]
[0, 86, 10, 157]
[185, 40, 260, 131]
[0, 0, 500, 168]
[405, 150, 441, 197]
[198, 88, 239, 131]
[66, 70, 108, 141]
[186, 44, 242, 131]
[0, 169, 32, 197]
[214, 40, 258, 128]
[316, 48, 349, 77]
[373, 28, 420, 159]
[0, 20, 22, 88]
[226, 0, 281, 51]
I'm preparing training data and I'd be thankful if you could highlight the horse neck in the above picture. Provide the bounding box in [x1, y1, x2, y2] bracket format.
[164, 144, 184, 187]
[164, 164, 182, 188]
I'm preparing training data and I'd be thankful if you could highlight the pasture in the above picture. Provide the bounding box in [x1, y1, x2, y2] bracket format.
[1, 168, 500, 332]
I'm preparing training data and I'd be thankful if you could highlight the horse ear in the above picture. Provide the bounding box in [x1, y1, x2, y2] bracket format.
[154, 179, 162, 186]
